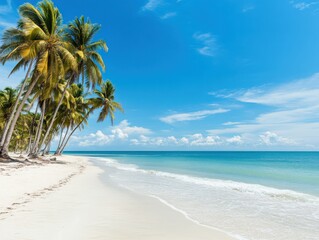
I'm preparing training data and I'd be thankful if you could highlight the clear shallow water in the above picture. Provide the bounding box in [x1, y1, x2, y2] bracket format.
[65, 151, 319, 240]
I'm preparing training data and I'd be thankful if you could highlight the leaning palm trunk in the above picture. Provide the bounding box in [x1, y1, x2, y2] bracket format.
[57, 109, 92, 155]
[38, 78, 72, 155]
[29, 100, 46, 158]
[54, 126, 70, 155]
[0, 61, 33, 146]
[26, 102, 39, 154]
[57, 125, 65, 150]
[0, 74, 40, 158]
[42, 138, 51, 156]
[46, 142, 51, 155]
[26, 95, 37, 112]
[58, 127, 78, 154]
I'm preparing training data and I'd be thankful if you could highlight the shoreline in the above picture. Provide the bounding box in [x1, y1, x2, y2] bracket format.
[0, 155, 235, 240]
[89, 154, 319, 240]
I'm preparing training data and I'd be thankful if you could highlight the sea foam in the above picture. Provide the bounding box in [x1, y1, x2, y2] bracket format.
[96, 157, 319, 203]
[94, 156, 319, 240]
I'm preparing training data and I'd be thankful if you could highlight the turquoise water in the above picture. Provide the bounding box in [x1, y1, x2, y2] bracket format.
[65, 151, 319, 240]
[66, 151, 319, 196]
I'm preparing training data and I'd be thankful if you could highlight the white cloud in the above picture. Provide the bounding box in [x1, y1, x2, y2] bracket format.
[233, 74, 319, 108]
[256, 105, 319, 124]
[111, 120, 152, 139]
[129, 133, 244, 147]
[141, 0, 180, 20]
[290, 1, 319, 10]
[130, 139, 139, 145]
[259, 132, 296, 146]
[71, 120, 152, 147]
[242, 5, 255, 13]
[215, 72, 319, 111]
[142, 0, 162, 11]
[126, 131, 303, 148]
[76, 130, 114, 147]
[180, 137, 189, 144]
[193, 32, 218, 57]
[70, 124, 241, 148]
[161, 12, 176, 19]
[140, 135, 150, 142]
[189, 134, 221, 146]
[67, 70, 319, 150]
[160, 108, 229, 124]
[208, 73, 319, 148]
[226, 136, 243, 144]
[167, 136, 178, 144]
[223, 121, 241, 126]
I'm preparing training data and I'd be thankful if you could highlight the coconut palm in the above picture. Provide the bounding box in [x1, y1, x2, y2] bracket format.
[0, 28, 34, 148]
[0, 0, 77, 158]
[0, 1, 122, 158]
[39, 16, 107, 154]
[0, 87, 18, 131]
[56, 80, 123, 155]
[11, 113, 31, 153]
[29, 99, 46, 156]
[54, 83, 89, 155]
[28, 78, 65, 154]
[64, 16, 107, 89]
[26, 110, 40, 154]
[91, 80, 123, 124]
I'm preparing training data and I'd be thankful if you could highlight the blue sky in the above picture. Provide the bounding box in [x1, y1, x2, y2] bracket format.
[1, 0, 319, 150]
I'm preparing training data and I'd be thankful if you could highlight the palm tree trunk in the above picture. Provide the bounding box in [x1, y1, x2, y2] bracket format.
[57, 109, 93, 154]
[58, 125, 79, 154]
[41, 142, 48, 156]
[14, 144, 18, 154]
[26, 95, 37, 112]
[45, 140, 51, 155]
[54, 126, 69, 155]
[55, 119, 66, 151]
[27, 102, 39, 154]
[38, 78, 72, 154]
[0, 61, 33, 146]
[0, 74, 40, 159]
[57, 126, 65, 149]
[20, 131, 25, 154]
[30, 100, 46, 157]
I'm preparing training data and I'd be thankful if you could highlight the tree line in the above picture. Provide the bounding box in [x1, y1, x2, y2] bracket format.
[0, 0, 123, 159]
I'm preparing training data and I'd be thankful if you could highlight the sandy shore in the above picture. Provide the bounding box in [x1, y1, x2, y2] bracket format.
[0, 155, 234, 240]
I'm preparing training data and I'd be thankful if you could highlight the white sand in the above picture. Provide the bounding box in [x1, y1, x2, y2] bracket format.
[0, 155, 235, 240]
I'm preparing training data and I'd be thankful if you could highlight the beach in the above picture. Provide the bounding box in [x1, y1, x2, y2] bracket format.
[0, 1, 318, 239]
[68, 151, 319, 240]
[0, 155, 234, 240]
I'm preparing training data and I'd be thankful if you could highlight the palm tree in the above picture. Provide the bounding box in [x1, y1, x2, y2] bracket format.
[54, 83, 89, 155]
[26, 110, 40, 154]
[39, 16, 107, 154]
[35, 78, 75, 155]
[0, 0, 77, 158]
[55, 80, 123, 155]
[0, 1, 121, 158]
[0, 87, 18, 132]
[11, 113, 31, 153]
[91, 80, 123, 124]
[29, 98, 46, 156]
[0, 28, 34, 148]
[65, 16, 107, 89]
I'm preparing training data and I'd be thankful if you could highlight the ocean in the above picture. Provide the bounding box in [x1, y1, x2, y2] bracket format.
[65, 151, 319, 240]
